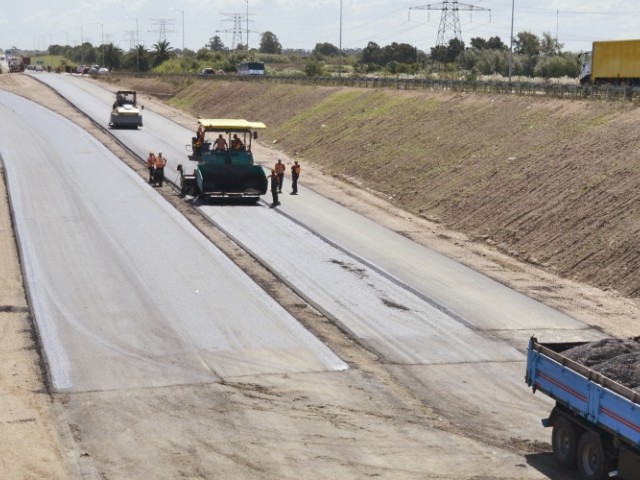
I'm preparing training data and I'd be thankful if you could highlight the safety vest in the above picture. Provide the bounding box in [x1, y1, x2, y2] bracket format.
[156, 156, 167, 168]
[275, 162, 286, 174]
[146, 155, 156, 168]
[291, 164, 301, 176]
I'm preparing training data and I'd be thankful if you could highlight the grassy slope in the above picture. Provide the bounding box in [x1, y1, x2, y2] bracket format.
[118, 77, 640, 297]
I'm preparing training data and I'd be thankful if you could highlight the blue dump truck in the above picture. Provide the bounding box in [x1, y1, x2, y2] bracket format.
[178, 118, 267, 201]
[526, 337, 640, 480]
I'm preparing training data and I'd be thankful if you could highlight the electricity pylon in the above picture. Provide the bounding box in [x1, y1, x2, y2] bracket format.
[219, 13, 255, 49]
[149, 19, 175, 43]
[409, 0, 490, 47]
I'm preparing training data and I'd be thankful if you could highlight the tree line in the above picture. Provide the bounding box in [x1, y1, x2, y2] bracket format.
[42, 29, 580, 80]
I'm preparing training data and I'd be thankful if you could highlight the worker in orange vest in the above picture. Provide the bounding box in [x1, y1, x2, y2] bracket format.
[290, 160, 301, 195]
[155, 152, 167, 187]
[274, 159, 286, 194]
[269, 168, 281, 208]
[146, 151, 156, 184]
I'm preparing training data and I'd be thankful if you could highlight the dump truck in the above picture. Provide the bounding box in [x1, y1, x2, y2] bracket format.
[525, 336, 640, 480]
[7, 55, 24, 72]
[178, 118, 268, 201]
[579, 39, 640, 85]
[109, 90, 143, 128]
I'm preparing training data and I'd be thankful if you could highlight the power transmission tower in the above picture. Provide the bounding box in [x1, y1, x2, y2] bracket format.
[219, 13, 255, 49]
[126, 30, 136, 51]
[409, 0, 490, 47]
[149, 19, 175, 43]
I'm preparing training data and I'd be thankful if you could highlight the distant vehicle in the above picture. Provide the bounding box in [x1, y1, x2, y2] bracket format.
[7, 55, 23, 73]
[0, 55, 9, 74]
[109, 90, 143, 129]
[90, 64, 100, 72]
[98, 67, 109, 74]
[237, 62, 265, 76]
[579, 39, 640, 85]
[200, 67, 215, 75]
[35, 65, 43, 72]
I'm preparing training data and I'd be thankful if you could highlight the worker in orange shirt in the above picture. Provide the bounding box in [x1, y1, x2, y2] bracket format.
[155, 152, 167, 187]
[269, 168, 281, 207]
[274, 159, 286, 194]
[290, 160, 301, 195]
[146, 151, 156, 184]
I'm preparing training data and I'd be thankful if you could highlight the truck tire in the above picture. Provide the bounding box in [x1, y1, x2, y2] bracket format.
[552, 416, 579, 468]
[577, 432, 610, 480]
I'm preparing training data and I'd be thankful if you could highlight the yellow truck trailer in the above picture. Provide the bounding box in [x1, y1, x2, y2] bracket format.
[580, 39, 640, 85]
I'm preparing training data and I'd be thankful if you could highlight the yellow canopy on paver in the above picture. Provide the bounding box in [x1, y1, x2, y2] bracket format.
[197, 118, 267, 132]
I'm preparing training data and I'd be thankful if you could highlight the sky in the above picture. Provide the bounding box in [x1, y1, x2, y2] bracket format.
[1, 0, 639, 55]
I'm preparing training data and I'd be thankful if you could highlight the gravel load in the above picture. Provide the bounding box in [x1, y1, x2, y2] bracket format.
[563, 338, 640, 393]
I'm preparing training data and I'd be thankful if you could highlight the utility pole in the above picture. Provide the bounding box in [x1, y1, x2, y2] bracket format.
[339, 0, 343, 77]
[409, 0, 490, 47]
[508, 0, 514, 82]
[127, 17, 139, 71]
[169, 8, 185, 52]
[80, 16, 84, 65]
[92, 22, 104, 66]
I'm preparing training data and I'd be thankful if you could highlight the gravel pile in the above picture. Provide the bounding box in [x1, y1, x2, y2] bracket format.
[563, 338, 640, 393]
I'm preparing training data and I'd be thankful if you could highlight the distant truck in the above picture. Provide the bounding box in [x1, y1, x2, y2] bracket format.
[0, 55, 9, 74]
[579, 39, 640, 85]
[525, 337, 640, 480]
[237, 61, 265, 76]
[7, 55, 23, 72]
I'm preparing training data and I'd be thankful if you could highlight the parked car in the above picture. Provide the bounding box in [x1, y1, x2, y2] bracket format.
[98, 67, 109, 74]
[200, 68, 215, 75]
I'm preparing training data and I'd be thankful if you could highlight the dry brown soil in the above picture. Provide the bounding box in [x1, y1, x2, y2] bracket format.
[1, 73, 639, 478]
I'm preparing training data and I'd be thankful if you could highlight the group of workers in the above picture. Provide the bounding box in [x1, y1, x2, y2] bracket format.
[194, 125, 246, 153]
[212, 133, 245, 151]
[269, 158, 301, 208]
[146, 151, 167, 187]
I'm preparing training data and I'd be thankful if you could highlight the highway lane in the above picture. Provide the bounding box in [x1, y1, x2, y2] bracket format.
[32, 73, 603, 348]
[0, 90, 347, 393]
[205, 205, 521, 365]
[31, 73, 192, 184]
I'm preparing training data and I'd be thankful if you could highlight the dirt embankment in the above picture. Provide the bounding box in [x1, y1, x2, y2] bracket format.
[111, 77, 640, 300]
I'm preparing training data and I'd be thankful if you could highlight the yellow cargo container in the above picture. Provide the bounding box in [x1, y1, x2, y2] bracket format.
[590, 39, 640, 84]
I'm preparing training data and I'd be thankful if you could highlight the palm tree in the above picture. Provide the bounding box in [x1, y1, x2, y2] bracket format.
[152, 40, 175, 67]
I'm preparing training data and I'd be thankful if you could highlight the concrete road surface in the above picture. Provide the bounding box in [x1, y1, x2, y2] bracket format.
[0, 90, 346, 392]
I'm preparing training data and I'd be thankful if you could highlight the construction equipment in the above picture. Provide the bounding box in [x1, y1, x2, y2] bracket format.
[109, 90, 143, 129]
[178, 119, 268, 201]
[579, 39, 640, 85]
[526, 336, 640, 480]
